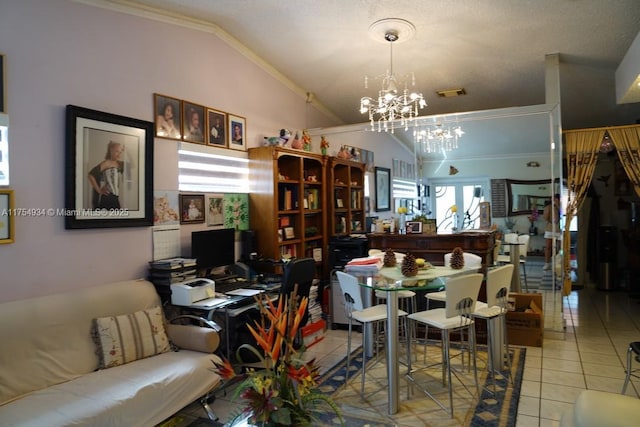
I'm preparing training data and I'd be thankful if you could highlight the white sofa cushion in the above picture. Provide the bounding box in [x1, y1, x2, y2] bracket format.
[0, 350, 222, 427]
[0, 279, 163, 405]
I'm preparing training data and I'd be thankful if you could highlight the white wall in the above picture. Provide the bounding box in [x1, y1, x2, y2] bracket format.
[0, 0, 338, 302]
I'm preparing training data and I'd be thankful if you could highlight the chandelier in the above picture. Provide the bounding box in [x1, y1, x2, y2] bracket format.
[413, 123, 464, 153]
[360, 19, 426, 132]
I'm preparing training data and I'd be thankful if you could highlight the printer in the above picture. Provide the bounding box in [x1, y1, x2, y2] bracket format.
[170, 278, 216, 306]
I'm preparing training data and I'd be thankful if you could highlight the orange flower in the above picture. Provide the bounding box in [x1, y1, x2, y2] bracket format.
[212, 358, 235, 380]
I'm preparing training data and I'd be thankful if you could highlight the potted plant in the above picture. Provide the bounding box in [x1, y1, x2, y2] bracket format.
[212, 289, 342, 426]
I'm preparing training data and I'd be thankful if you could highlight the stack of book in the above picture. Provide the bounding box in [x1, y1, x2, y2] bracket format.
[148, 257, 197, 286]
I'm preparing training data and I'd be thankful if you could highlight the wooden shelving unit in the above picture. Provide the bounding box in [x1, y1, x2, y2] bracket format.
[248, 146, 327, 277]
[326, 158, 365, 237]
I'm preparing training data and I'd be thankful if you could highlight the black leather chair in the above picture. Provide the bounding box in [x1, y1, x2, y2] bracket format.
[280, 258, 316, 331]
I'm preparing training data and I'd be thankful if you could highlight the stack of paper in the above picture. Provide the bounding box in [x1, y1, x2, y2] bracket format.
[345, 256, 382, 273]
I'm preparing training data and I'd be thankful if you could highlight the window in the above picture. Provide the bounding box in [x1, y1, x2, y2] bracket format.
[178, 144, 249, 193]
[392, 177, 418, 213]
[428, 177, 490, 232]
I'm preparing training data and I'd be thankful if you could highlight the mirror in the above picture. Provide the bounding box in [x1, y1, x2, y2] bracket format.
[506, 179, 555, 216]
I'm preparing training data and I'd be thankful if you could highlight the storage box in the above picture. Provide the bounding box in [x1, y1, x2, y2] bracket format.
[506, 292, 544, 347]
[302, 319, 326, 349]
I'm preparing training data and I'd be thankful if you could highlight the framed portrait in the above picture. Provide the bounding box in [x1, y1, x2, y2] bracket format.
[374, 166, 391, 212]
[0, 54, 5, 113]
[284, 226, 295, 240]
[179, 194, 205, 224]
[65, 105, 153, 229]
[153, 94, 181, 140]
[0, 189, 14, 243]
[206, 108, 227, 147]
[406, 221, 423, 234]
[228, 114, 246, 151]
[182, 101, 206, 144]
[206, 194, 224, 226]
[153, 191, 180, 225]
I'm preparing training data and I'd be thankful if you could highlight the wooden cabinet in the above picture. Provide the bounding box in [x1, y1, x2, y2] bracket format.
[326, 158, 366, 236]
[248, 146, 326, 275]
[367, 231, 496, 272]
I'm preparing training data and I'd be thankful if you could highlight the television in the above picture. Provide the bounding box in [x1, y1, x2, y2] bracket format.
[191, 228, 236, 275]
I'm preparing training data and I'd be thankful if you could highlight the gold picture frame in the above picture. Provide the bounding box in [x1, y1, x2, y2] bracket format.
[0, 189, 14, 244]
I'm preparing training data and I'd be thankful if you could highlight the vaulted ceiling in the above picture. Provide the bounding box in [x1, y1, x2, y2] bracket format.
[103, 0, 640, 159]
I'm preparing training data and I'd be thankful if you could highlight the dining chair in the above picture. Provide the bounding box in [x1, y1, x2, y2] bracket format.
[425, 252, 482, 309]
[621, 341, 640, 394]
[335, 271, 409, 397]
[472, 264, 515, 392]
[407, 272, 484, 417]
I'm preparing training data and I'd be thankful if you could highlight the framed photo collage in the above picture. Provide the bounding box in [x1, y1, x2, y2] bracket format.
[153, 93, 246, 151]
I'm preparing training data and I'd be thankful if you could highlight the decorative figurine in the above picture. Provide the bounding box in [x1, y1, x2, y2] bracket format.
[337, 145, 350, 159]
[320, 135, 329, 156]
[263, 129, 292, 146]
[302, 129, 312, 151]
[291, 131, 303, 149]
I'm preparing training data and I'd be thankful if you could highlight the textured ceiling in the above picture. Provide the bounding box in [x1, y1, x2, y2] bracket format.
[103, 0, 640, 159]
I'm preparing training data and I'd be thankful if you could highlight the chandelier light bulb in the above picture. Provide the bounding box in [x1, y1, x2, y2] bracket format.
[359, 21, 426, 133]
[414, 121, 464, 153]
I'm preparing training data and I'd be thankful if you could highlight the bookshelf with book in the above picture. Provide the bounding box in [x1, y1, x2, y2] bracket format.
[248, 146, 327, 279]
[327, 157, 365, 237]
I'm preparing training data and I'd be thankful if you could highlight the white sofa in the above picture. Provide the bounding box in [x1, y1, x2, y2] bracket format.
[560, 390, 640, 427]
[0, 279, 222, 427]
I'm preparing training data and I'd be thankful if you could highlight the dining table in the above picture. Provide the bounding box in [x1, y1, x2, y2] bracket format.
[345, 264, 481, 415]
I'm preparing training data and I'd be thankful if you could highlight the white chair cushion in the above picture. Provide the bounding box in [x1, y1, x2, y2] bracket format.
[425, 290, 446, 302]
[375, 289, 416, 299]
[472, 304, 505, 319]
[351, 304, 408, 324]
[408, 308, 473, 330]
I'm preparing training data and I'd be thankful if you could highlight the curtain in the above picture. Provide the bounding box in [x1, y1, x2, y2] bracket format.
[607, 126, 640, 198]
[562, 129, 603, 296]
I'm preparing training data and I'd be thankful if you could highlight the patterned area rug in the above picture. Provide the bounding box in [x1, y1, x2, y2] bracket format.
[316, 342, 526, 427]
[162, 341, 525, 427]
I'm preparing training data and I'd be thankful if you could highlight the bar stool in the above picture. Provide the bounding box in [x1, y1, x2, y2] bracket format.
[472, 264, 515, 393]
[407, 273, 484, 417]
[336, 271, 409, 397]
[622, 341, 640, 394]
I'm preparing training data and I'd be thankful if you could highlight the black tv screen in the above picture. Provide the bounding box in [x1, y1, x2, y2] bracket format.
[191, 228, 235, 272]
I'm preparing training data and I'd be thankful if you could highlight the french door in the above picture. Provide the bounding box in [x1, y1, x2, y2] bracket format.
[428, 178, 490, 233]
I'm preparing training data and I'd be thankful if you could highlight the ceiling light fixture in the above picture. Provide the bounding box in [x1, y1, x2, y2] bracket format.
[413, 122, 464, 153]
[360, 19, 426, 132]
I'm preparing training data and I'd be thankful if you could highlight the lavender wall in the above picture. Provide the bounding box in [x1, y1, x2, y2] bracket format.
[0, 0, 338, 302]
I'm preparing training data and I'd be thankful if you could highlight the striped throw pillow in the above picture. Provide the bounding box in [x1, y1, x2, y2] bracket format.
[92, 306, 170, 369]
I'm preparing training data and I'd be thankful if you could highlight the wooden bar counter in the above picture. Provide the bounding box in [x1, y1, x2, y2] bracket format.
[367, 230, 496, 273]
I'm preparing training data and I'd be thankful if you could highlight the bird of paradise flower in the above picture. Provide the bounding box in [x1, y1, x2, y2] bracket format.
[212, 288, 342, 426]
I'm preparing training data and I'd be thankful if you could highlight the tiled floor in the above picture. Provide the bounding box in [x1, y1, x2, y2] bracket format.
[188, 282, 640, 426]
[517, 283, 640, 426]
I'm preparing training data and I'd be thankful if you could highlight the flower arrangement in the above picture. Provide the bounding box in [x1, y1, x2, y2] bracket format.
[212, 290, 341, 426]
[397, 206, 407, 214]
[528, 209, 539, 224]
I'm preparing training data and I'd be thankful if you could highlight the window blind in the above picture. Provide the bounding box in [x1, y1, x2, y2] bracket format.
[178, 144, 249, 193]
[392, 177, 418, 199]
